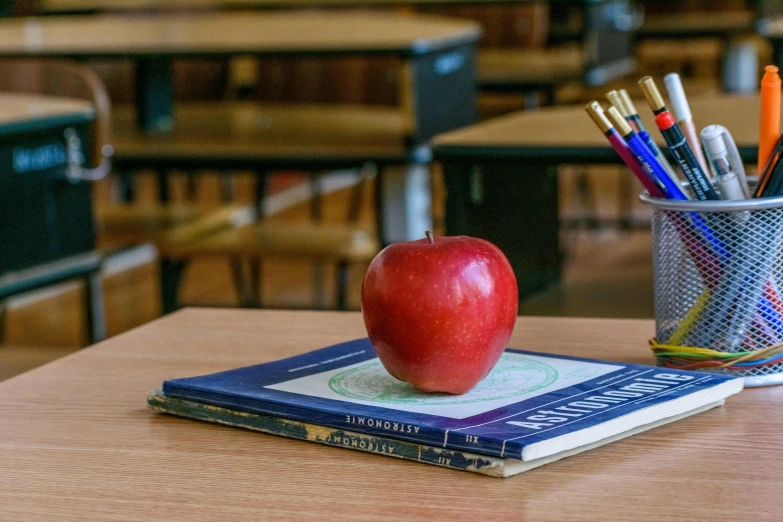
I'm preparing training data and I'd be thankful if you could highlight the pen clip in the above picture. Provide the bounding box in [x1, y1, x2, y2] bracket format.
[700, 125, 750, 198]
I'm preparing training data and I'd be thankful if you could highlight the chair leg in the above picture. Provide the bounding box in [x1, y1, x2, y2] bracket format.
[117, 170, 135, 202]
[160, 259, 186, 315]
[618, 169, 635, 232]
[220, 172, 234, 203]
[313, 260, 325, 310]
[229, 258, 252, 307]
[85, 269, 107, 344]
[249, 258, 262, 308]
[255, 171, 268, 213]
[336, 261, 349, 311]
[187, 171, 199, 200]
[574, 167, 598, 230]
[309, 174, 323, 222]
[347, 163, 376, 223]
[0, 301, 6, 344]
[157, 169, 171, 203]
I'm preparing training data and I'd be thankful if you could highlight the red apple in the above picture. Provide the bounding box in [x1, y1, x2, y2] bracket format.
[361, 231, 518, 394]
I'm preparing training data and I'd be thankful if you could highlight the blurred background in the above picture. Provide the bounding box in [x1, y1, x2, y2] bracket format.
[0, 0, 776, 379]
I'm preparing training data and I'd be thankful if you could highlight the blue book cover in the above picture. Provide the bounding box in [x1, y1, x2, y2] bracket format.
[161, 338, 743, 461]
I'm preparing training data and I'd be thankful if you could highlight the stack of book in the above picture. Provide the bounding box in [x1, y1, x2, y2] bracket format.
[149, 338, 743, 477]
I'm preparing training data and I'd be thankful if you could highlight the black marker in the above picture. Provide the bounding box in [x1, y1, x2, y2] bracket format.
[655, 111, 719, 201]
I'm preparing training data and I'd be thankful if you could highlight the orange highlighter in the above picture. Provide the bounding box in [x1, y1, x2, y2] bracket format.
[758, 65, 781, 182]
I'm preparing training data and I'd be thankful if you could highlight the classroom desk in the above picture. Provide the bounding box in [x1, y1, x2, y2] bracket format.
[0, 93, 96, 273]
[0, 92, 106, 342]
[0, 11, 480, 244]
[40, 0, 625, 11]
[39, 0, 636, 91]
[0, 11, 479, 136]
[432, 94, 769, 300]
[0, 308, 780, 519]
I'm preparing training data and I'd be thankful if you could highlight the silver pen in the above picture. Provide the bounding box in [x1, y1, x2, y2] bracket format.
[700, 125, 749, 200]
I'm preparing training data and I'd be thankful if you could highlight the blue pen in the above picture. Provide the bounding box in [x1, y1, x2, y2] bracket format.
[606, 106, 728, 261]
[610, 89, 683, 192]
[605, 107, 686, 200]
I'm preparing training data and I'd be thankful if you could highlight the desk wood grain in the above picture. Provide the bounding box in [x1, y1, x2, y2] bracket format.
[433, 94, 767, 162]
[111, 102, 411, 164]
[0, 92, 92, 128]
[0, 12, 480, 57]
[640, 10, 755, 37]
[477, 45, 582, 87]
[40, 0, 545, 12]
[0, 308, 779, 520]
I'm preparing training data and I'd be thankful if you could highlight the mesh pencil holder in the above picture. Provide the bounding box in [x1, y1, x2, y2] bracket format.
[640, 187, 783, 387]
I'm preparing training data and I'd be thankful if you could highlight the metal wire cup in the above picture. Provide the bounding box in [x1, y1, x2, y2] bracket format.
[640, 186, 783, 387]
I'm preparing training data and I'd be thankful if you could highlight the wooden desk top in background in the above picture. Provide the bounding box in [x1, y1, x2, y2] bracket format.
[640, 10, 755, 38]
[0, 12, 481, 57]
[39, 0, 567, 13]
[111, 102, 414, 166]
[0, 308, 781, 520]
[433, 94, 766, 162]
[0, 92, 93, 132]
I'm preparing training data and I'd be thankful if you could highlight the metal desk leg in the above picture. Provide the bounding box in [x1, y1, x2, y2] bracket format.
[377, 163, 432, 245]
[380, 42, 475, 245]
[0, 302, 6, 343]
[442, 160, 561, 305]
[160, 259, 185, 315]
[135, 56, 174, 133]
[116, 170, 135, 203]
[157, 169, 171, 203]
[85, 269, 107, 343]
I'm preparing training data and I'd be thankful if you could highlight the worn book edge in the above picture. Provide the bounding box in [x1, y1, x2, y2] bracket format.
[148, 391, 723, 478]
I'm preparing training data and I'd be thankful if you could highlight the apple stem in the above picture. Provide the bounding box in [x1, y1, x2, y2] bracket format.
[425, 230, 435, 244]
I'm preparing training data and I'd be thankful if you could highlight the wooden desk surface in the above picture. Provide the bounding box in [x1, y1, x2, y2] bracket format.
[0, 308, 780, 520]
[433, 94, 766, 162]
[111, 102, 413, 166]
[0, 12, 480, 57]
[0, 92, 93, 131]
[640, 10, 755, 37]
[40, 0, 559, 13]
[477, 46, 583, 87]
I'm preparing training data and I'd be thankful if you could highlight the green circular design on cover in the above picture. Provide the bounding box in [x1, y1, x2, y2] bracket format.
[328, 354, 558, 405]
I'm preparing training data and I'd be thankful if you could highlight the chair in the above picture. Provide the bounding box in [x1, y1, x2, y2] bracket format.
[157, 169, 380, 312]
[0, 59, 113, 344]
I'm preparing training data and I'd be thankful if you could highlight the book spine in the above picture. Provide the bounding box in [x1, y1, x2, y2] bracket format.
[148, 392, 509, 477]
[162, 385, 510, 458]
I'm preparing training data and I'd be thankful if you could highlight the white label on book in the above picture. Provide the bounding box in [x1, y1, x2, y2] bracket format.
[267, 353, 622, 419]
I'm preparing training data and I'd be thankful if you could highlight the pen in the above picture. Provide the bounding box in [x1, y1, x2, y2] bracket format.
[663, 73, 710, 176]
[758, 65, 781, 176]
[609, 86, 682, 190]
[589, 102, 724, 286]
[585, 101, 665, 198]
[700, 125, 748, 200]
[619, 89, 646, 133]
[606, 90, 638, 130]
[654, 111, 720, 200]
[759, 136, 783, 197]
[756, 134, 783, 197]
[639, 76, 712, 199]
[604, 106, 687, 200]
[606, 106, 729, 260]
